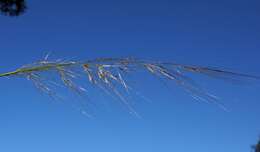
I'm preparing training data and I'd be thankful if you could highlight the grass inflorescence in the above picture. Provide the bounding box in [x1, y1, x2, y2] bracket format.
[0, 56, 259, 113]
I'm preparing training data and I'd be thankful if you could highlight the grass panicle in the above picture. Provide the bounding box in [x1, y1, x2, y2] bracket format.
[0, 56, 259, 113]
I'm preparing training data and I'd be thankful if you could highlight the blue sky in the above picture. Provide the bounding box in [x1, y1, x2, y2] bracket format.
[0, 0, 260, 151]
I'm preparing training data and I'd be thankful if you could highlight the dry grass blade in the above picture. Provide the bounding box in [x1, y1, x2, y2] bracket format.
[0, 57, 259, 112]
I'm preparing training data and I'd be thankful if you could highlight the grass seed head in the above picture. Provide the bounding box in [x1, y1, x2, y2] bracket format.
[0, 57, 259, 113]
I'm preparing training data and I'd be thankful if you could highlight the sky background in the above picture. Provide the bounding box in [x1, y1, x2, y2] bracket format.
[0, 0, 260, 151]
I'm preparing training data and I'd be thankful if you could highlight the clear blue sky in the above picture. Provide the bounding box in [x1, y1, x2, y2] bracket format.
[0, 0, 260, 152]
